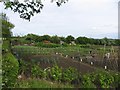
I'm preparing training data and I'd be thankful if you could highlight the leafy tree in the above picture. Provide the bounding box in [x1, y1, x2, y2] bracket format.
[94, 39, 101, 45]
[59, 36, 66, 42]
[1, 0, 68, 21]
[1, 13, 15, 52]
[100, 37, 108, 45]
[50, 35, 60, 44]
[25, 33, 39, 42]
[1, 13, 14, 39]
[115, 39, 120, 46]
[75, 37, 89, 44]
[66, 35, 74, 44]
[41, 35, 51, 41]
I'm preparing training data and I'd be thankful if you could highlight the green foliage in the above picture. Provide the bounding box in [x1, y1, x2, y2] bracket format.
[1, 13, 14, 39]
[80, 44, 90, 48]
[76, 37, 88, 44]
[14, 78, 73, 88]
[19, 60, 30, 75]
[66, 35, 75, 44]
[86, 71, 116, 88]
[112, 73, 120, 88]
[25, 34, 40, 42]
[62, 67, 79, 82]
[51, 35, 60, 44]
[4, 1, 44, 21]
[50, 65, 62, 81]
[12, 34, 119, 46]
[62, 43, 68, 47]
[36, 42, 61, 48]
[2, 40, 11, 53]
[81, 74, 96, 88]
[94, 71, 114, 88]
[31, 64, 46, 79]
[3, 0, 68, 21]
[2, 53, 19, 87]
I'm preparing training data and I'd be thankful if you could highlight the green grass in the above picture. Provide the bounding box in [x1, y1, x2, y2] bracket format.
[14, 78, 74, 88]
[12, 45, 92, 56]
[12, 45, 118, 58]
[12, 45, 118, 62]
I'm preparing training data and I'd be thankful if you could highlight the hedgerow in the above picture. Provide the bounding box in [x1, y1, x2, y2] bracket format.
[2, 53, 19, 87]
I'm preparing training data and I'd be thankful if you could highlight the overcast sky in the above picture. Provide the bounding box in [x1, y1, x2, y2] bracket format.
[0, 0, 119, 39]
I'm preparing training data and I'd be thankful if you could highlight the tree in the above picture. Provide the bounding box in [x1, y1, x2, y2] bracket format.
[1, 13, 14, 39]
[66, 35, 74, 44]
[101, 37, 109, 46]
[41, 35, 51, 41]
[75, 37, 89, 44]
[59, 36, 66, 42]
[1, 0, 69, 21]
[51, 35, 60, 44]
[25, 33, 39, 42]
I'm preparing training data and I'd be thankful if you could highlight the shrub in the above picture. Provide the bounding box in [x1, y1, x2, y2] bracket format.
[81, 74, 96, 88]
[36, 42, 61, 48]
[110, 73, 120, 88]
[91, 71, 114, 88]
[31, 64, 46, 79]
[2, 40, 11, 53]
[49, 65, 62, 81]
[62, 43, 68, 47]
[18, 60, 31, 77]
[2, 53, 19, 87]
[62, 67, 79, 83]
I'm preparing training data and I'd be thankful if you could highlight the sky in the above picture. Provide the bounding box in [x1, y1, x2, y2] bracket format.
[0, 0, 119, 39]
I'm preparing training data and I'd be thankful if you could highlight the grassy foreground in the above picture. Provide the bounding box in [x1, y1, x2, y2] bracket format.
[14, 78, 74, 88]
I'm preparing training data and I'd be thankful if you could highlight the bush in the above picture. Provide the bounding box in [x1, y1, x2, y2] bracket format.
[2, 40, 11, 53]
[49, 65, 62, 81]
[81, 74, 96, 88]
[62, 67, 79, 83]
[62, 43, 68, 47]
[31, 64, 46, 79]
[2, 53, 19, 87]
[109, 72, 120, 88]
[87, 71, 115, 88]
[36, 42, 61, 48]
[18, 60, 31, 77]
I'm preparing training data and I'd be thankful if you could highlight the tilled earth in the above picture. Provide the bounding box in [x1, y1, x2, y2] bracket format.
[26, 55, 96, 74]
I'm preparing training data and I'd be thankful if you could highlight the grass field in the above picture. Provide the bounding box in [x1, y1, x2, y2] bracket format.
[14, 78, 74, 88]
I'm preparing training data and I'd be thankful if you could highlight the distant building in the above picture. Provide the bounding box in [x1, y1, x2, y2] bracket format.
[60, 41, 65, 45]
[43, 40, 51, 44]
[69, 41, 76, 45]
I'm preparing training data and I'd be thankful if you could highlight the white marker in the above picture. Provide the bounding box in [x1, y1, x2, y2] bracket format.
[81, 59, 82, 62]
[91, 62, 93, 65]
[105, 66, 107, 69]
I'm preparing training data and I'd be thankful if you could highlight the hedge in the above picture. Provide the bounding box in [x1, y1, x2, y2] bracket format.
[2, 53, 19, 87]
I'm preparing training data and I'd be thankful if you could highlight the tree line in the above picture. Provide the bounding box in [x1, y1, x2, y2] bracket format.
[12, 34, 120, 46]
